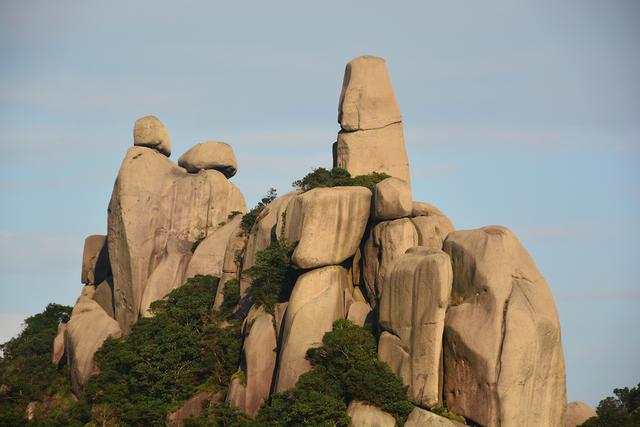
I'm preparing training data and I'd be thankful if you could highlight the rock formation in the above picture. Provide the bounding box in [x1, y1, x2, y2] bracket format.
[334, 56, 410, 184]
[57, 55, 569, 426]
[564, 401, 596, 427]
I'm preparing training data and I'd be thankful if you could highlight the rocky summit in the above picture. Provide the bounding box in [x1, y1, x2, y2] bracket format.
[51, 55, 569, 426]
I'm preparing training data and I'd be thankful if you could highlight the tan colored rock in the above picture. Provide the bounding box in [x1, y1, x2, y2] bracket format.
[51, 322, 66, 365]
[108, 146, 246, 332]
[227, 305, 277, 418]
[81, 235, 110, 285]
[565, 401, 596, 427]
[167, 391, 214, 427]
[274, 266, 347, 392]
[222, 220, 247, 274]
[405, 407, 466, 427]
[412, 202, 448, 218]
[347, 400, 396, 427]
[378, 247, 452, 408]
[411, 216, 453, 251]
[347, 301, 372, 327]
[338, 56, 402, 131]
[374, 177, 412, 220]
[26, 401, 37, 421]
[243, 191, 298, 270]
[335, 122, 410, 185]
[65, 295, 122, 395]
[274, 302, 288, 338]
[139, 238, 192, 317]
[213, 272, 236, 310]
[133, 115, 171, 156]
[442, 226, 566, 427]
[185, 216, 241, 279]
[353, 286, 367, 303]
[92, 277, 115, 318]
[178, 141, 238, 178]
[280, 187, 371, 269]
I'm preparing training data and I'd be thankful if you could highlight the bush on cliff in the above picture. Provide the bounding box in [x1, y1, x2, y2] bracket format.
[0, 303, 77, 425]
[85, 275, 242, 426]
[241, 188, 278, 233]
[292, 167, 389, 192]
[581, 383, 640, 427]
[257, 319, 413, 426]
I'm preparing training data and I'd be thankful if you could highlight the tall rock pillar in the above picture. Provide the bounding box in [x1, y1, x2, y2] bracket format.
[334, 56, 411, 185]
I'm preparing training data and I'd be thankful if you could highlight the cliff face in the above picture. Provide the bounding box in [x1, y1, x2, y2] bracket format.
[58, 55, 567, 426]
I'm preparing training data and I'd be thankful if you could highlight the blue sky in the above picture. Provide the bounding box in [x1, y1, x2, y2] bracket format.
[1, 0, 638, 407]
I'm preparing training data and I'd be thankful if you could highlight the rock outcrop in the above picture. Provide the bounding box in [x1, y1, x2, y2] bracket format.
[347, 400, 396, 427]
[51, 322, 66, 365]
[374, 177, 412, 220]
[334, 56, 410, 184]
[81, 235, 110, 285]
[378, 247, 452, 408]
[108, 142, 246, 332]
[185, 215, 242, 279]
[280, 187, 371, 269]
[442, 226, 566, 427]
[133, 115, 171, 156]
[227, 306, 277, 417]
[274, 266, 347, 392]
[565, 401, 596, 427]
[167, 391, 216, 427]
[65, 295, 122, 395]
[178, 141, 238, 178]
[404, 407, 466, 427]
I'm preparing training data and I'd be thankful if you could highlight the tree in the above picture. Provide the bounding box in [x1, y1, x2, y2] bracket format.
[581, 383, 640, 426]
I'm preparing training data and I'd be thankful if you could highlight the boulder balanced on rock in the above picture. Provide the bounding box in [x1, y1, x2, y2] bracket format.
[133, 115, 171, 156]
[178, 141, 238, 178]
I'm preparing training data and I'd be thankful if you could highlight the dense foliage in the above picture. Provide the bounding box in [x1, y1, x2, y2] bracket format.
[581, 383, 640, 427]
[292, 167, 390, 192]
[257, 319, 413, 426]
[84, 275, 242, 426]
[221, 279, 241, 312]
[245, 239, 297, 312]
[0, 303, 76, 426]
[241, 188, 278, 234]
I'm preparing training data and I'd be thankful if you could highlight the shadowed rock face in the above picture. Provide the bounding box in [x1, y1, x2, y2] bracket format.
[378, 247, 452, 409]
[442, 226, 566, 427]
[107, 146, 246, 332]
[81, 235, 110, 285]
[335, 56, 410, 185]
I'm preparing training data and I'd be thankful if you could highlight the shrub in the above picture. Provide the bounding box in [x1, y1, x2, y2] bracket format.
[241, 188, 278, 234]
[257, 320, 413, 426]
[581, 383, 640, 427]
[292, 167, 390, 192]
[257, 389, 350, 427]
[245, 239, 297, 312]
[184, 401, 255, 427]
[85, 275, 243, 426]
[221, 279, 241, 312]
[0, 303, 74, 425]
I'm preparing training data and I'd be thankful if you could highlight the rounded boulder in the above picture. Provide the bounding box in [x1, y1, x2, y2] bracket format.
[178, 141, 238, 178]
[133, 115, 171, 157]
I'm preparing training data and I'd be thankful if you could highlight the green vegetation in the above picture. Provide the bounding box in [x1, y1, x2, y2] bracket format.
[192, 234, 206, 253]
[292, 167, 390, 192]
[245, 239, 297, 313]
[580, 383, 640, 427]
[256, 319, 413, 426]
[241, 188, 278, 234]
[431, 406, 467, 424]
[84, 275, 242, 426]
[221, 279, 241, 312]
[0, 303, 81, 426]
[184, 401, 254, 427]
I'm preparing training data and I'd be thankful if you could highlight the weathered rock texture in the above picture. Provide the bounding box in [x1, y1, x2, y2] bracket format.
[378, 247, 452, 408]
[565, 401, 596, 427]
[51, 322, 66, 365]
[185, 215, 241, 279]
[243, 191, 298, 270]
[81, 235, 110, 285]
[442, 226, 566, 427]
[347, 400, 396, 427]
[92, 277, 115, 318]
[335, 56, 410, 184]
[374, 177, 412, 220]
[133, 115, 171, 156]
[178, 141, 238, 178]
[280, 187, 371, 269]
[227, 306, 277, 417]
[404, 407, 466, 427]
[65, 295, 122, 395]
[362, 205, 454, 304]
[274, 266, 347, 392]
[108, 146, 246, 332]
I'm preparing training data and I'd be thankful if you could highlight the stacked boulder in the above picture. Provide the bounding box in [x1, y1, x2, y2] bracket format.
[57, 55, 568, 426]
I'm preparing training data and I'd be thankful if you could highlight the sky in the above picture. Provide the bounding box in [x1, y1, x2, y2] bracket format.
[1, 0, 638, 408]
